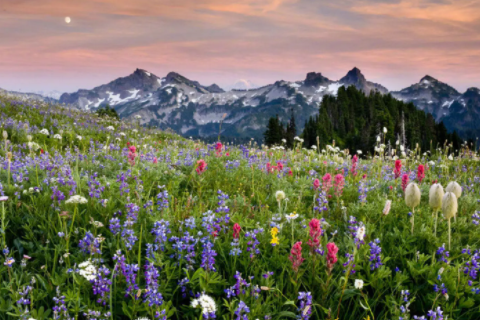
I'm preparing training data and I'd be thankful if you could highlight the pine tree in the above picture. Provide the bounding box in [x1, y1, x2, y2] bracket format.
[286, 108, 296, 148]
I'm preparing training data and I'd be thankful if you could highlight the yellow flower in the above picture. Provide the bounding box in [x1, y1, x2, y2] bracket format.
[270, 236, 279, 246]
[270, 227, 279, 236]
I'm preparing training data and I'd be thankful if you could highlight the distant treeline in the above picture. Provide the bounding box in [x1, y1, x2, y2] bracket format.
[265, 86, 463, 152]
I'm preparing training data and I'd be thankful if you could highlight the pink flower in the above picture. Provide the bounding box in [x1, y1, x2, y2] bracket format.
[322, 173, 332, 193]
[153, 157, 158, 164]
[351, 155, 358, 176]
[196, 159, 207, 175]
[215, 142, 223, 152]
[289, 241, 305, 273]
[401, 173, 409, 192]
[394, 160, 402, 179]
[417, 164, 425, 183]
[326, 242, 338, 271]
[233, 223, 241, 239]
[313, 179, 320, 190]
[334, 174, 345, 197]
[307, 219, 322, 251]
[277, 162, 284, 171]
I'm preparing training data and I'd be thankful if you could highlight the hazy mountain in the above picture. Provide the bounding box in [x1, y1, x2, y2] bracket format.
[0, 66, 470, 140]
[226, 79, 259, 91]
[0, 87, 57, 103]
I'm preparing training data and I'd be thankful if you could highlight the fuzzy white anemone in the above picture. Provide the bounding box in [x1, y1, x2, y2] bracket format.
[429, 183, 444, 210]
[275, 191, 286, 202]
[442, 192, 457, 220]
[405, 183, 421, 209]
[446, 181, 462, 198]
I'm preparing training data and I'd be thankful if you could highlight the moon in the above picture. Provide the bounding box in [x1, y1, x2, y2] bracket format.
[65, 17, 71, 24]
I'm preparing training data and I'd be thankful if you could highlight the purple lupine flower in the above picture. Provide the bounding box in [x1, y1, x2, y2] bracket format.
[437, 244, 449, 263]
[200, 239, 217, 272]
[245, 228, 264, 259]
[143, 261, 164, 307]
[109, 218, 121, 235]
[178, 277, 190, 298]
[156, 189, 169, 211]
[151, 219, 171, 251]
[216, 190, 230, 213]
[91, 266, 112, 306]
[234, 300, 250, 320]
[79, 231, 101, 255]
[368, 238, 383, 270]
[297, 291, 313, 320]
[225, 271, 250, 298]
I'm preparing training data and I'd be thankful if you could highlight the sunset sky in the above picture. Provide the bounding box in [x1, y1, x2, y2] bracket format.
[1, 0, 479, 93]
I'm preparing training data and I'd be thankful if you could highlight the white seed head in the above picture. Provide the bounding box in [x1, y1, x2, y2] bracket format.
[442, 192, 457, 220]
[405, 182, 421, 210]
[429, 183, 444, 210]
[445, 181, 462, 198]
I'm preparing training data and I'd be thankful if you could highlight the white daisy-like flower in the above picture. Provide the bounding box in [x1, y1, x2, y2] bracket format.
[76, 135, 83, 140]
[285, 213, 299, 222]
[53, 134, 62, 140]
[119, 132, 126, 136]
[39, 129, 49, 135]
[311, 145, 317, 150]
[106, 126, 115, 131]
[65, 195, 88, 204]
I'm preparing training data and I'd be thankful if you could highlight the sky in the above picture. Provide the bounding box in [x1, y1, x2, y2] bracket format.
[0, 0, 479, 94]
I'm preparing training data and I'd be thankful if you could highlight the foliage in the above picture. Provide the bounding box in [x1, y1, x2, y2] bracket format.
[0, 94, 479, 320]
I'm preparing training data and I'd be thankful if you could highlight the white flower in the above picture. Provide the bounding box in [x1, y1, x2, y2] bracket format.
[285, 213, 299, 222]
[76, 135, 83, 140]
[275, 190, 286, 202]
[294, 136, 301, 141]
[119, 132, 126, 136]
[106, 126, 115, 131]
[78, 260, 97, 281]
[281, 139, 287, 143]
[357, 150, 362, 155]
[132, 129, 138, 133]
[134, 115, 142, 119]
[65, 195, 88, 204]
[400, 145, 405, 151]
[39, 129, 49, 135]
[354, 279, 364, 289]
[191, 294, 217, 315]
[136, 318, 149, 320]
[448, 154, 453, 161]
[311, 145, 317, 150]
[376, 136, 381, 142]
[383, 127, 387, 134]
[53, 134, 62, 140]
[28, 142, 40, 151]
[356, 225, 366, 240]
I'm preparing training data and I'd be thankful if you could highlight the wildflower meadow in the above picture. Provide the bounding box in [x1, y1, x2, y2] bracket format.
[1, 95, 479, 320]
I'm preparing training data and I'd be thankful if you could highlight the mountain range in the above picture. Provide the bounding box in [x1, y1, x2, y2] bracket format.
[2, 67, 479, 141]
